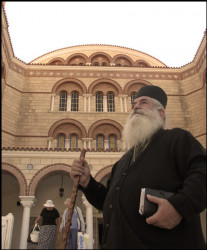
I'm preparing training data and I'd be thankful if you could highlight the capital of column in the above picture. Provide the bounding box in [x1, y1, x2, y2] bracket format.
[119, 94, 128, 98]
[82, 195, 92, 208]
[82, 138, 93, 141]
[47, 137, 53, 142]
[51, 93, 56, 97]
[82, 94, 92, 97]
[19, 196, 36, 208]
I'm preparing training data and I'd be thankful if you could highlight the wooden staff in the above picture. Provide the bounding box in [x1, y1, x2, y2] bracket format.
[61, 148, 86, 249]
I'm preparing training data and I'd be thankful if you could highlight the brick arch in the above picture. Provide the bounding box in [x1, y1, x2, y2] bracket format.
[89, 52, 113, 64]
[113, 54, 134, 66]
[2, 162, 27, 196]
[27, 163, 72, 196]
[48, 57, 66, 65]
[88, 119, 123, 139]
[66, 53, 89, 65]
[88, 79, 122, 96]
[94, 165, 113, 182]
[48, 119, 87, 138]
[135, 59, 151, 67]
[123, 80, 152, 95]
[52, 78, 87, 95]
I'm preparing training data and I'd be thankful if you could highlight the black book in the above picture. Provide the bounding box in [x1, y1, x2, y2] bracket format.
[139, 188, 175, 217]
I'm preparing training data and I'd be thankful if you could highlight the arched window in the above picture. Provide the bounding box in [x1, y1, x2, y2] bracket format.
[96, 92, 103, 112]
[109, 135, 117, 150]
[57, 134, 66, 148]
[131, 92, 137, 104]
[96, 134, 104, 149]
[101, 62, 108, 66]
[71, 91, 79, 111]
[70, 134, 78, 149]
[59, 91, 67, 111]
[107, 92, 115, 112]
[93, 62, 100, 66]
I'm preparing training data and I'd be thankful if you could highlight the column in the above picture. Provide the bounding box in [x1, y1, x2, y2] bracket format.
[67, 95, 71, 111]
[47, 137, 53, 149]
[82, 196, 94, 249]
[88, 138, 93, 150]
[124, 95, 128, 112]
[65, 139, 70, 150]
[82, 138, 87, 149]
[103, 96, 107, 112]
[119, 96, 123, 112]
[50, 94, 56, 111]
[19, 196, 36, 249]
[88, 95, 92, 112]
[104, 140, 109, 150]
[83, 95, 87, 112]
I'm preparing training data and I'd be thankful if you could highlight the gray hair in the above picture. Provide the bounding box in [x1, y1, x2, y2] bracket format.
[151, 98, 166, 125]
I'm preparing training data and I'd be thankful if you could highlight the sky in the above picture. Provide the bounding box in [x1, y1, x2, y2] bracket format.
[4, 1, 206, 67]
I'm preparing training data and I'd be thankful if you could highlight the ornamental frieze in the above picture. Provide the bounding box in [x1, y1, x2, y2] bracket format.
[6, 48, 206, 81]
[25, 69, 182, 80]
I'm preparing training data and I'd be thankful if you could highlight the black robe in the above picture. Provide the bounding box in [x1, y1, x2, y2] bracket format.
[79, 128, 206, 249]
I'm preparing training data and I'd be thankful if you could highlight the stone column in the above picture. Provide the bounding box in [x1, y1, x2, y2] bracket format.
[82, 138, 87, 149]
[103, 96, 107, 112]
[67, 95, 71, 111]
[88, 138, 93, 150]
[119, 95, 123, 112]
[104, 140, 109, 150]
[83, 95, 87, 112]
[123, 95, 128, 112]
[19, 196, 36, 249]
[50, 94, 56, 111]
[47, 137, 53, 149]
[88, 95, 92, 112]
[65, 139, 70, 150]
[82, 196, 94, 249]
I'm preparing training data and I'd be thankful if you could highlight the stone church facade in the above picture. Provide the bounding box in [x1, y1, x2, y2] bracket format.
[1, 4, 206, 249]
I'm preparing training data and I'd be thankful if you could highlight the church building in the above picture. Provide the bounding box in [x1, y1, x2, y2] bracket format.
[1, 3, 206, 249]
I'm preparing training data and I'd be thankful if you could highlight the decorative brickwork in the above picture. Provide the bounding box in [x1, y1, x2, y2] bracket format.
[88, 119, 123, 139]
[27, 163, 71, 196]
[48, 119, 87, 138]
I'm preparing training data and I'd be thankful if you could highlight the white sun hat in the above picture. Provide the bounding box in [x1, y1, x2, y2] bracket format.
[43, 200, 55, 207]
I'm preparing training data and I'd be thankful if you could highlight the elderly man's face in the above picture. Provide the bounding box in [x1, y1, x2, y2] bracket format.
[122, 96, 165, 147]
[131, 96, 164, 119]
[132, 96, 156, 111]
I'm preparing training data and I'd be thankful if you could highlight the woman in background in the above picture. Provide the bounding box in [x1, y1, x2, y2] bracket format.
[59, 197, 85, 249]
[35, 200, 60, 249]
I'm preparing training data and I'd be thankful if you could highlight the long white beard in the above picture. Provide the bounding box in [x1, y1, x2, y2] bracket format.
[122, 108, 165, 148]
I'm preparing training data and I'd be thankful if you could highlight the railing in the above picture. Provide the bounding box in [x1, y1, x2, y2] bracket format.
[1, 213, 14, 249]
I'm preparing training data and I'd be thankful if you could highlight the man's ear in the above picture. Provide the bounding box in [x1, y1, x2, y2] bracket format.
[159, 109, 165, 119]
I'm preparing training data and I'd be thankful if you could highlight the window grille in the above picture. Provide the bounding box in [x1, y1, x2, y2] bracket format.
[59, 92, 67, 111]
[96, 135, 104, 149]
[96, 92, 103, 112]
[107, 92, 115, 112]
[57, 134, 65, 148]
[70, 134, 78, 149]
[71, 91, 79, 111]
[109, 135, 117, 150]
